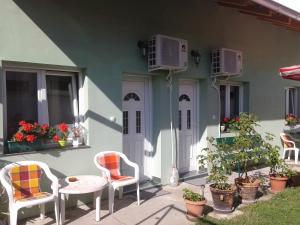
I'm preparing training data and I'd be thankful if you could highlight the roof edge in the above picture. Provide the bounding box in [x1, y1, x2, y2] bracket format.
[252, 0, 300, 22]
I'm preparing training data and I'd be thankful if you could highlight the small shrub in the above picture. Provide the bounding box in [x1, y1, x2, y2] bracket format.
[183, 188, 205, 202]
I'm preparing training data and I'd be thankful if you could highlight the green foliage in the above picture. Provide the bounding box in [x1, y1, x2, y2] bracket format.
[196, 187, 300, 225]
[229, 113, 267, 181]
[198, 137, 235, 190]
[182, 188, 205, 202]
[265, 138, 296, 178]
[0, 185, 8, 220]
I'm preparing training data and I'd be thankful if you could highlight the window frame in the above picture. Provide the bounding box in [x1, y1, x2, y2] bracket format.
[3, 67, 82, 142]
[219, 83, 244, 119]
[285, 87, 297, 116]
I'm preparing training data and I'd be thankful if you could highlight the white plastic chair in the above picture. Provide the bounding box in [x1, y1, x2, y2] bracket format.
[0, 161, 59, 225]
[280, 133, 300, 164]
[94, 151, 140, 214]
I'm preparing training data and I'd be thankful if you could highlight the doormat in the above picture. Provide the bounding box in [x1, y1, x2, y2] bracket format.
[126, 187, 170, 200]
[184, 177, 207, 186]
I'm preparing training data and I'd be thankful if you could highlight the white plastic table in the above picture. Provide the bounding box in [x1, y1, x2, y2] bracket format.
[58, 175, 108, 225]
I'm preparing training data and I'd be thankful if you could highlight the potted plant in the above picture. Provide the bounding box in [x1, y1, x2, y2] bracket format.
[285, 113, 298, 127]
[8, 121, 53, 153]
[266, 141, 296, 193]
[52, 123, 70, 148]
[230, 113, 265, 203]
[220, 117, 230, 133]
[183, 188, 206, 220]
[71, 123, 85, 147]
[199, 137, 236, 214]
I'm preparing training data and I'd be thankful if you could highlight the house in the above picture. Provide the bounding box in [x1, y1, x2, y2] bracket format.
[1, 0, 300, 218]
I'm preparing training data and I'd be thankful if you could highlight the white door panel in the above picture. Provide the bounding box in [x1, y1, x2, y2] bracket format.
[178, 81, 198, 173]
[122, 80, 148, 180]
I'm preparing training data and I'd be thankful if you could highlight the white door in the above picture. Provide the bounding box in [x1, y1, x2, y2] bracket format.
[178, 81, 197, 173]
[122, 80, 147, 179]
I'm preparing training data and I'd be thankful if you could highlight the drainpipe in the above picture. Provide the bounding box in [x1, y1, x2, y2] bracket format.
[251, 0, 300, 21]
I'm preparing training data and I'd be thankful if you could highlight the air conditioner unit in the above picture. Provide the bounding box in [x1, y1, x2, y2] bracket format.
[211, 48, 243, 76]
[148, 34, 188, 72]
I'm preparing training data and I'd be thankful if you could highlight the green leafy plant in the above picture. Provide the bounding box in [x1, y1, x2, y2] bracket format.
[0, 185, 8, 222]
[182, 188, 205, 202]
[265, 137, 296, 178]
[199, 137, 235, 190]
[229, 113, 267, 183]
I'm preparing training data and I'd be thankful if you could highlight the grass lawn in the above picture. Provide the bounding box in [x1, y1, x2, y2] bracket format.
[197, 187, 300, 225]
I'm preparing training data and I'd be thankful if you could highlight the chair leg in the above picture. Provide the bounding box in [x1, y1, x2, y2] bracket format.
[283, 149, 286, 160]
[54, 198, 60, 225]
[295, 150, 299, 164]
[40, 204, 45, 220]
[288, 149, 291, 160]
[109, 186, 115, 214]
[118, 186, 123, 200]
[10, 208, 18, 225]
[137, 182, 140, 206]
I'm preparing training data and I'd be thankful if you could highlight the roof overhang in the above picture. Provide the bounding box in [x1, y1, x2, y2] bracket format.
[218, 0, 300, 33]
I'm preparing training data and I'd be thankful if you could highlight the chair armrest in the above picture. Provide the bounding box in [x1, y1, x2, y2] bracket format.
[94, 163, 112, 182]
[41, 166, 59, 197]
[122, 157, 139, 181]
[283, 140, 296, 148]
[284, 147, 299, 151]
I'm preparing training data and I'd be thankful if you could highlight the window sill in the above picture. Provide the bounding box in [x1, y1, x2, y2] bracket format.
[3, 145, 90, 156]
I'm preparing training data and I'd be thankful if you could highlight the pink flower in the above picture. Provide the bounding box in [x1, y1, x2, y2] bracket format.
[223, 117, 230, 123]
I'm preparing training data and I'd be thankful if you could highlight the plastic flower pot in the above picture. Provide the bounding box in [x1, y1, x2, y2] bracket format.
[7, 141, 42, 153]
[58, 140, 67, 148]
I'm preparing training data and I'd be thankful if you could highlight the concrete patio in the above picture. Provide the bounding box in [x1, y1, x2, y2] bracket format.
[20, 164, 300, 225]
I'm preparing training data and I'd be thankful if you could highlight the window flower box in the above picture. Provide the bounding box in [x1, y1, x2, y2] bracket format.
[7, 140, 58, 153]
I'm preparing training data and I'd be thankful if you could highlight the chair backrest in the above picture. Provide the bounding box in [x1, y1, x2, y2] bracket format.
[280, 133, 295, 148]
[96, 152, 121, 178]
[9, 164, 42, 201]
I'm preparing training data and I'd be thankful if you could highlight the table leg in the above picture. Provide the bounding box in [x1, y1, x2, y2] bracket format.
[60, 193, 66, 225]
[95, 190, 103, 222]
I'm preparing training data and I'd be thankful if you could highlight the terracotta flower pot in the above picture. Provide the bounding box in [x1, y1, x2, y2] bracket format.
[185, 199, 206, 219]
[235, 178, 260, 203]
[210, 184, 236, 214]
[270, 176, 288, 193]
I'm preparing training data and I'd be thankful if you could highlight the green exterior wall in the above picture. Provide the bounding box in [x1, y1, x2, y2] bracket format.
[1, 0, 300, 218]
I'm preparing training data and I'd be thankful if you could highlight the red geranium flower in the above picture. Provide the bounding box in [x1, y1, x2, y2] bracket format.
[223, 117, 230, 123]
[26, 134, 36, 143]
[15, 132, 24, 142]
[59, 123, 68, 133]
[41, 124, 49, 131]
[235, 117, 240, 122]
[53, 135, 60, 142]
[19, 120, 26, 126]
[22, 123, 33, 132]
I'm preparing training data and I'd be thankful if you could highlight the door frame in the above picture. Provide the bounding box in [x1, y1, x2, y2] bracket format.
[122, 75, 153, 179]
[177, 79, 200, 172]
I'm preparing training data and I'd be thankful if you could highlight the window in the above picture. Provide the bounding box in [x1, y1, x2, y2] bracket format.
[220, 84, 243, 121]
[5, 69, 79, 140]
[285, 87, 297, 116]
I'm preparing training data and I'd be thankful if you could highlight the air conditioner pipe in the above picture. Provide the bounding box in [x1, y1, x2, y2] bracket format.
[166, 70, 179, 186]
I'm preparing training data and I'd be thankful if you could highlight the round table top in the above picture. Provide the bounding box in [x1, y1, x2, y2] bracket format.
[59, 175, 108, 194]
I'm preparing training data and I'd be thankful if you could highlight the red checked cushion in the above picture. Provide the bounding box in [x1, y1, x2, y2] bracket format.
[98, 153, 121, 178]
[97, 153, 133, 181]
[9, 164, 42, 201]
[282, 134, 294, 148]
